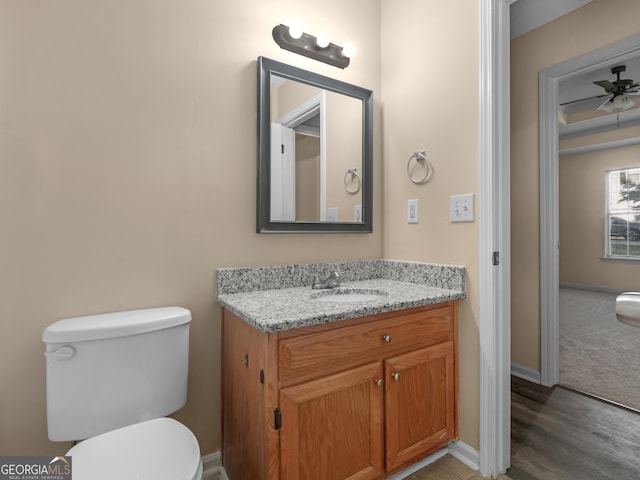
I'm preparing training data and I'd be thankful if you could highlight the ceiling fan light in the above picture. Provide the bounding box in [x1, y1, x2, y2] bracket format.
[621, 96, 635, 111]
[599, 100, 615, 113]
[612, 95, 626, 109]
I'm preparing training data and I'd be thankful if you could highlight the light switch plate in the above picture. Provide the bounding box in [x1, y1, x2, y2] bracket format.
[450, 194, 474, 222]
[327, 207, 338, 222]
[354, 204, 362, 222]
[407, 199, 419, 224]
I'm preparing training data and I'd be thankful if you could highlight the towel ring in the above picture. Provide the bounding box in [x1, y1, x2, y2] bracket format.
[407, 150, 432, 185]
[344, 168, 361, 194]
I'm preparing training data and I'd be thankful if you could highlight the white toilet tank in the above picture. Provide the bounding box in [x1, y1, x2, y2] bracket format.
[43, 307, 191, 441]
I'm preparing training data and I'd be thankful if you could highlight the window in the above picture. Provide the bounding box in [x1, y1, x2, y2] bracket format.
[606, 167, 640, 258]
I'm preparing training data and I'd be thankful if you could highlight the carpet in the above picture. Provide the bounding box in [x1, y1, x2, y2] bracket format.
[559, 287, 640, 411]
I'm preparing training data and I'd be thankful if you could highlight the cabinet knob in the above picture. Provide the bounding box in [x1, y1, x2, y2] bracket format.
[391, 372, 400, 381]
[382, 334, 392, 343]
[374, 378, 384, 387]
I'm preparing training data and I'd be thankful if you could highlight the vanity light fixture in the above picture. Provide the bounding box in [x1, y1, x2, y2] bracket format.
[272, 24, 351, 69]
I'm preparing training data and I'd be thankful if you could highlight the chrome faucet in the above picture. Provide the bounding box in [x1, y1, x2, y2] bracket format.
[311, 271, 341, 290]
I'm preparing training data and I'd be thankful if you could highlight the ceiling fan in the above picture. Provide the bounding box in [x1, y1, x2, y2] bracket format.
[561, 65, 640, 113]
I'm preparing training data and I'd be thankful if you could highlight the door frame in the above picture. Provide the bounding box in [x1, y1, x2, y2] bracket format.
[270, 122, 296, 221]
[479, 0, 511, 476]
[539, 34, 640, 387]
[275, 92, 327, 220]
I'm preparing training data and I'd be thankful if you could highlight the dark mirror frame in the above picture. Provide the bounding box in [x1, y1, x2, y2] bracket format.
[257, 56, 373, 233]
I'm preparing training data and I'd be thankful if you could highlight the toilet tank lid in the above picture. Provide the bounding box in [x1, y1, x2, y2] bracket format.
[42, 307, 191, 343]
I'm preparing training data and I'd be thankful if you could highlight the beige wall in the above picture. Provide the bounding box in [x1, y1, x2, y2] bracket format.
[560, 142, 640, 290]
[511, 0, 640, 371]
[325, 92, 362, 222]
[294, 135, 320, 221]
[273, 78, 317, 120]
[1, 0, 484, 458]
[380, 0, 481, 449]
[0, 0, 382, 456]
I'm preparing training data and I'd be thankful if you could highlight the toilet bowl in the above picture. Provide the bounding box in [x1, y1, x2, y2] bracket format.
[67, 418, 202, 480]
[43, 307, 202, 480]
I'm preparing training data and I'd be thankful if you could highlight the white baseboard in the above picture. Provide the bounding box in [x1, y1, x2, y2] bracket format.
[202, 451, 228, 480]
[386, 448, 448, 480]
[447, 440, 480, 472]
[511, 362, 541, 384]
[201, 441, 479, 480]
[559, 282, 626, 295]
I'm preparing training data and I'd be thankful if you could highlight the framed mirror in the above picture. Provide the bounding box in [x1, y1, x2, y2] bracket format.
[257, 56, 373, 233]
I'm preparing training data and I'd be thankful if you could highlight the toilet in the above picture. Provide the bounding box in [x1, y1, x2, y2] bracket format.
[42, 307, 203, 480]
[615, 292, 640, 327]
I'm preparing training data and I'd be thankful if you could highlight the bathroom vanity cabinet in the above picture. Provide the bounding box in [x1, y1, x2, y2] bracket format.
[221, 301, 458, 480]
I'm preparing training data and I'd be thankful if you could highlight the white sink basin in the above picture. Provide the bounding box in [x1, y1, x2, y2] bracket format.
[312, 289, 386, 304]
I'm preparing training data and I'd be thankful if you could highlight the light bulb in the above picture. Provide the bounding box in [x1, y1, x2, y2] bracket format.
[613, 95, 626, 108]
[288, 24, 303, 40]
[342, 43, 356, 58]
[316, 32, 330, 48]
[607, 94, 635, 111]
[622, 96, 635, 111]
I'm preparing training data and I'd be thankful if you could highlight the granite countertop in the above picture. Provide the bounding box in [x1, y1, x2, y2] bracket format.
[216, 260, 466, 334]
[217, 278, 464, 333]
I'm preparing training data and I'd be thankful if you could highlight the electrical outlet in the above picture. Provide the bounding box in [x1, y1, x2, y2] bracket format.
[450, 194, 474, 222]
[407, 199, 419, 224]
[327, 207, 338, 222]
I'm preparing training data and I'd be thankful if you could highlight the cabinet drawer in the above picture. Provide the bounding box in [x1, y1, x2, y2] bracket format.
[279, 305, 453, 383]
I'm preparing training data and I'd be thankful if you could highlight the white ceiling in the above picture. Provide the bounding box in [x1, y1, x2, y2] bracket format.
[557, 62, 640, 140]
[510, 0, 593, 40]
[558, 61, 640, 114]
[511, 0, 640, 139]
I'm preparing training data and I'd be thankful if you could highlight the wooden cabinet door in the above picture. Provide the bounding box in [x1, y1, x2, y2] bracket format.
[384, 342, 455, 473]
[279, 362, 385, 480]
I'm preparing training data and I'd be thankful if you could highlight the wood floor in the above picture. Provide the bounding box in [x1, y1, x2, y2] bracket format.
[509, 376, 640, 480]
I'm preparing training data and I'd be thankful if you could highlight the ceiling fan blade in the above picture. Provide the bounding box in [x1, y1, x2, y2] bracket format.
[593, 80, 617, 92]
[596, 96, 614, 111]
[559, 93, 608, 106]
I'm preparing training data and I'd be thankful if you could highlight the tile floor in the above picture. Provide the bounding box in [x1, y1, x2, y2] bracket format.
[404, 455, 512, 480]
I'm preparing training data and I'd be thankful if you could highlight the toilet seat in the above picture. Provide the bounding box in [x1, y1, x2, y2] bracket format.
[67, 417, 202, 480]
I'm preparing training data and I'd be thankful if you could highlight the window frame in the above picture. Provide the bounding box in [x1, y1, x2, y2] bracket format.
[605, 166, 640, 259]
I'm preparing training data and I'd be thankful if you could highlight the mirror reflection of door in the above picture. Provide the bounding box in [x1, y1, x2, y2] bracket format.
[270, 81, 326, 222]
[270, 122, 296, 221]
[270, 73, 365, 224]
[270, 119, 322, 221]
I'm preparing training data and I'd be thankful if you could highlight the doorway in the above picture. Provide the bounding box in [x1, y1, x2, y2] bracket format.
[539, 34, 640, 387]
